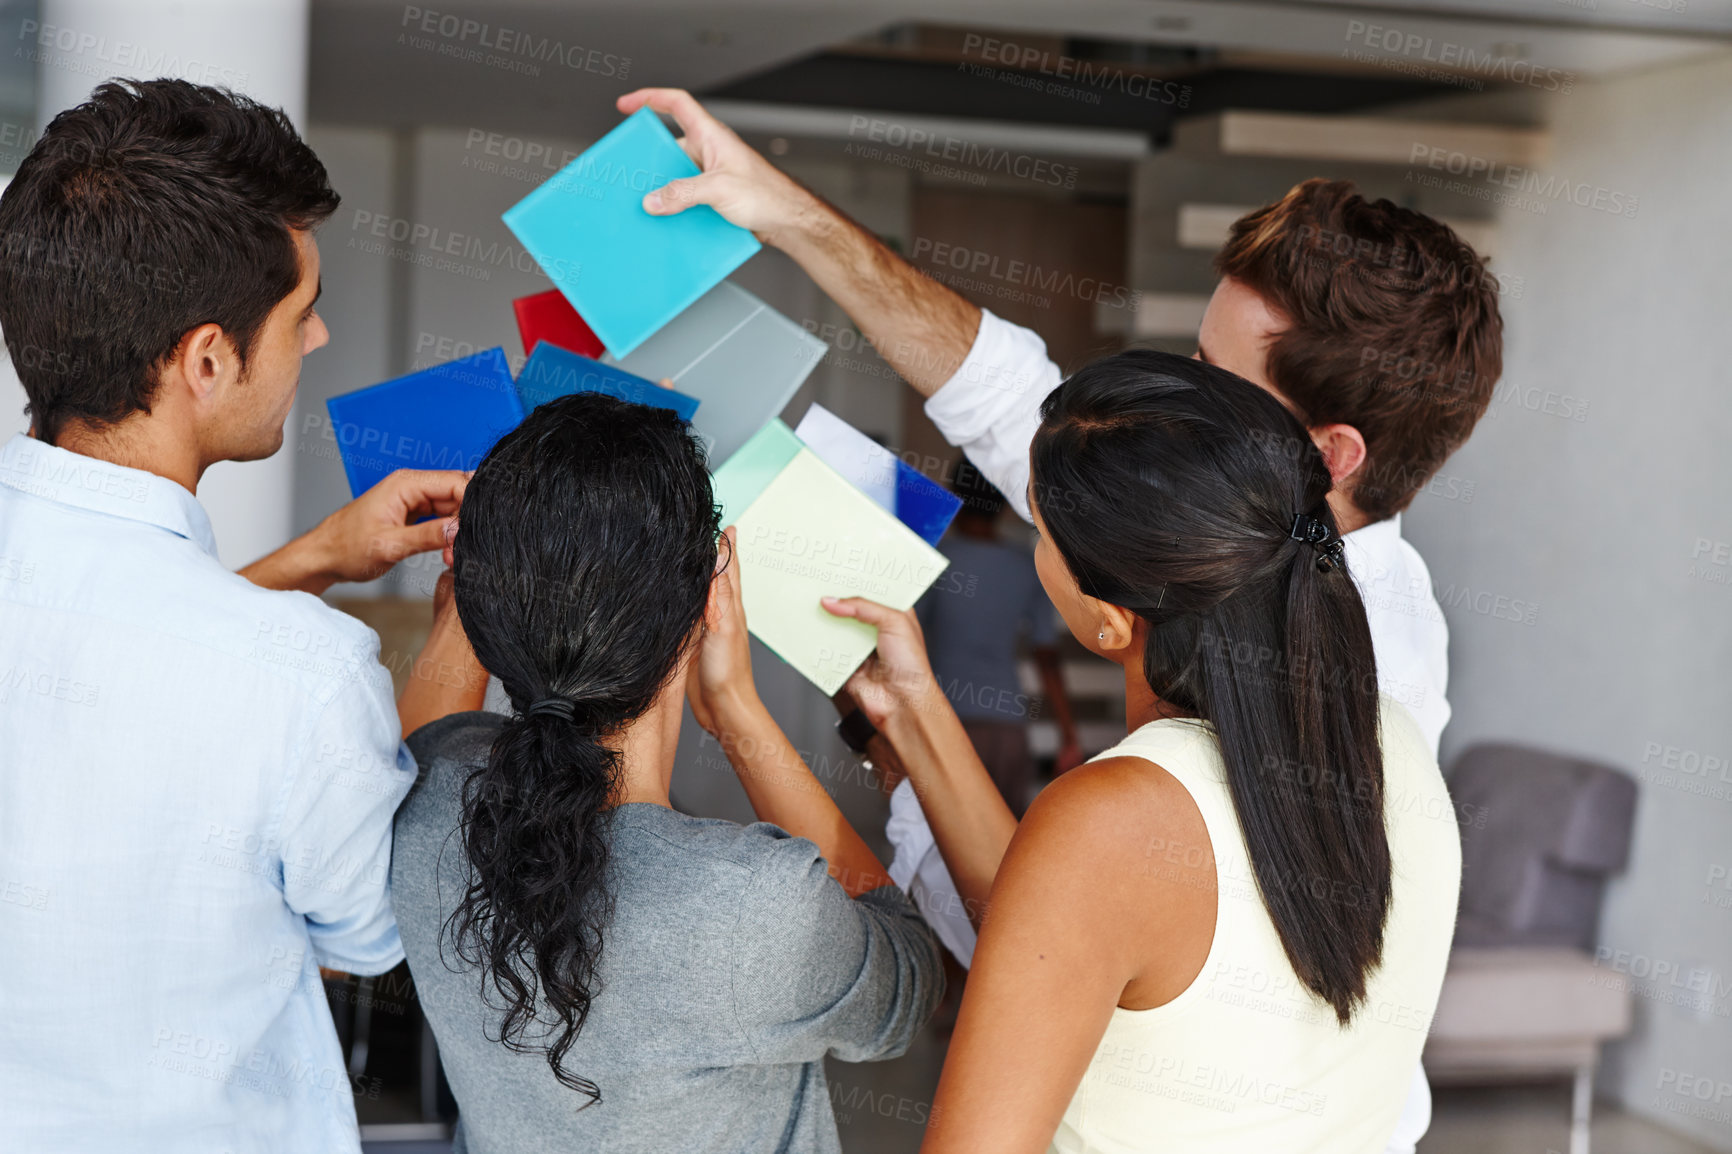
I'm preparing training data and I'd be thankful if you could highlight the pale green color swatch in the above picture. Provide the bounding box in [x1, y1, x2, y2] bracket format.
[711, 419, 802, 528]
[720, 430, 948, 696]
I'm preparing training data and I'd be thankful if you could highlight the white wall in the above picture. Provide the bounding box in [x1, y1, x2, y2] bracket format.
[0, 337, 23, 441]
[0, 174, 19, 439]
[32, 0, 312, 569]
[1402, 52, 1732, 1149]
[293, 124, 397, 595]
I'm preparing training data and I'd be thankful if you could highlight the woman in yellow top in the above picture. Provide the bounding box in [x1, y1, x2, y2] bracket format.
[825, 350, 1462, 1153]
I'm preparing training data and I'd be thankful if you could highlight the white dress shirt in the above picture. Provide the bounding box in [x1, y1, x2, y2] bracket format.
[0, 434, 416, 1153]
[888, 308, 1447, 1151]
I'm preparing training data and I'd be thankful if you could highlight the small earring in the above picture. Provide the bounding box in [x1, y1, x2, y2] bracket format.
[1098, 631, 1105, 641]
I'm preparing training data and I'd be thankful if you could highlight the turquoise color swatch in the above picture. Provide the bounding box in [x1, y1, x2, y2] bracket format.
[516, 341, 699, 421]
[502, 107, 761, 358]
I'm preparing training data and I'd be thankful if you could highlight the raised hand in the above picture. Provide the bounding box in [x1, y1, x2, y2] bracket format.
[240, 469, 468, 595]
[318, 469, 468, 583]
[686, 526, 761, 736]
[820, 595, 944, 730]
[616, 87, 819, 246]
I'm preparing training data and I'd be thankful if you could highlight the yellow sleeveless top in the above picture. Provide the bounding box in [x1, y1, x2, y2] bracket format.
[1049, 698, 1461, 1154]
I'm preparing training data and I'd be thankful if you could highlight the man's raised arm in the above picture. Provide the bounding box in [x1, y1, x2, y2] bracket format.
[620, 89, 1062, 971]
[617, 88, 1064, 526]
[618, 88, 979, 398]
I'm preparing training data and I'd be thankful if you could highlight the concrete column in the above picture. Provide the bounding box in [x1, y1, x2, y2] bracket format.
[34, 0, 311, 568]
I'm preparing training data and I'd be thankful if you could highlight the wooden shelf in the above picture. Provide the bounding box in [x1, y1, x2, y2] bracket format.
[1177, 202, 1498, 257]
[1175, 110, 1549, 170]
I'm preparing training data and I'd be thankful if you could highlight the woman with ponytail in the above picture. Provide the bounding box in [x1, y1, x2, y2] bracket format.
[824, 350, 1460, 1152]
[389, 393, 943, 1152]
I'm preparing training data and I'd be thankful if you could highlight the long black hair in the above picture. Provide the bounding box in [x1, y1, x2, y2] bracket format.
[447, 392, 721, 1102]
[1031, 350, 1389, 1025]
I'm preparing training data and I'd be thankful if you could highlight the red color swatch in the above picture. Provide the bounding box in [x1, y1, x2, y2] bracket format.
[512, 289, 605, 360]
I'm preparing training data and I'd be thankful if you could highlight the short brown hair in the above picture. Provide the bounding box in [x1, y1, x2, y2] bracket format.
[1215, 179, 1503, 522]
[0, 79, 338, 444]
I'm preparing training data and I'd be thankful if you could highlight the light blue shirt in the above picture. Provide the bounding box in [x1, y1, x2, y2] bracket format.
[0, 434, 416, 1153]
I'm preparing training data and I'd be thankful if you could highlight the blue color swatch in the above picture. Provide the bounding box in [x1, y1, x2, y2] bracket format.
[502, 106, 762, 358]
[325, 348, 523, 499]
[516, 341, 700, 421]
[893, 461, 964, 546]
[791, 404, 962, 546]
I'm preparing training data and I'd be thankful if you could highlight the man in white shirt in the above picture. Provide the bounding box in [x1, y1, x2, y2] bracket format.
[0, 80, 468, 1152]
[621, 88, 1504, 1153]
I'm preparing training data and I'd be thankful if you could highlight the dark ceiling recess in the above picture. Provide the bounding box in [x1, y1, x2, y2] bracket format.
[705, 48, 1467, 148]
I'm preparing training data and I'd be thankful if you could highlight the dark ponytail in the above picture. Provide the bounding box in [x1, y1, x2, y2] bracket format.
[1031, 350, 1389, 1025]
[446, 392, 720, 1102]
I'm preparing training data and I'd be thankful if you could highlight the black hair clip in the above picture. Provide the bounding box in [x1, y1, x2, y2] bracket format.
[835, 708, 879, 774]
[1289, 513, 1347, 573]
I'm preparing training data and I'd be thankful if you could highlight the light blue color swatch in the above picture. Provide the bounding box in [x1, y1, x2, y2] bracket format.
[502, 106, 761, 358]
[516, 341, 699, 421]
[605, 281, 826, 465]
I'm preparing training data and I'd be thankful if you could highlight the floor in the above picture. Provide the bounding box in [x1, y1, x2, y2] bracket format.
[1420, 1084, 1725, 1154]
[817, 1016, 1729, 1154]
[360, 1040, 1728, 1154]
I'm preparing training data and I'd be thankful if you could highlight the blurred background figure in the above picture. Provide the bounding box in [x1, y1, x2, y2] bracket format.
[916, 461, 1082, 816]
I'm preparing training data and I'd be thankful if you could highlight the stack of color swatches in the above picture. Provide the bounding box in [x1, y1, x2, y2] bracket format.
[713, 421, 950, 696]
[325, 105, 956, 695]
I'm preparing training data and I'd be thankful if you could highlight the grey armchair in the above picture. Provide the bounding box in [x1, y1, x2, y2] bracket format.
[1422, 743, 1638, 1154]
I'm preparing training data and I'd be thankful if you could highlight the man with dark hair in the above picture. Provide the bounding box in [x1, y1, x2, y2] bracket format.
[0, 80, 466, 1150]
[618, 87, 1505, 1154]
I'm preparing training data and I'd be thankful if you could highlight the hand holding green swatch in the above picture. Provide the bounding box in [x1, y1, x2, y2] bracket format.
[713, 421, 948, 695]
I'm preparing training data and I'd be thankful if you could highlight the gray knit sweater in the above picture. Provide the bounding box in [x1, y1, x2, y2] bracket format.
[391, 712, 945, 1154]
